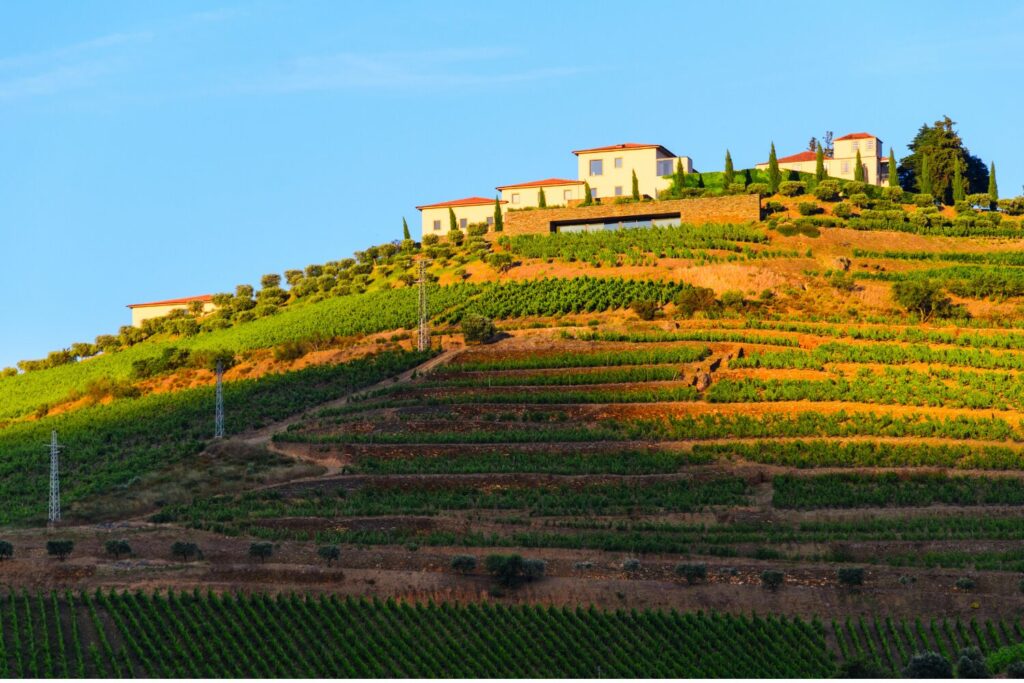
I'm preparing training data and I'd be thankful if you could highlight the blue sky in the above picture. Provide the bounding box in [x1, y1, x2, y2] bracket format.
[2, 0, 1022, 369]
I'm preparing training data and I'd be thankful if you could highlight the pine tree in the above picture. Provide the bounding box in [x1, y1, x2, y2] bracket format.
[988, 161, 998, 204]
[493, 197, 503, 232]
[448, 207, 457, 231]
[583, 181, 593, 205]
[631, 169, 640, 200]
[888, 148, 898, 187]
[854, 149, 865, 182]
[919, 155, 933, 197]
[723, 150, 735, 187]
[538, 187, 547, 208]
[815, 143, 825, 182]
[952, 160, 965, 203]
[402, 217, 411, 241]
[767, 143, 780, 194]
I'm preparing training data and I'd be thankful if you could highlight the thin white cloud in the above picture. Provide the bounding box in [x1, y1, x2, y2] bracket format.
[0, 31, 152, 71]
[243, 48, 584, 93]
[0, 62, 112, 100]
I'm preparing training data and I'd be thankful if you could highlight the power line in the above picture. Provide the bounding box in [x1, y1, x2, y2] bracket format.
[214, 360, 225, 439]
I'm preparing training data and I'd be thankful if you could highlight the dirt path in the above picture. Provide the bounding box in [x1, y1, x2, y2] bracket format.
[239, 347, 464, 448]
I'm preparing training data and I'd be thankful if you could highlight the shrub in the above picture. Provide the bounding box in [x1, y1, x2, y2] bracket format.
[836, 567, 865, 586]
[956, 647, 989, 679]
[998, 196, 1024, 216]
[812, 180, 841, 201]
[967, 193, 993, 210]
[913, 193, 935, 207]
[763, 200, 786, 214]
[249, 542, 274, 563]
[849, 192, 871, 208]
[46, 540, 74, 561]
[485, 554, 544, 587]
[837, 658, 890, 679]
[797, 202, 820, 216]
[630, 299, 660, 321]
[892, 279, 956, 320]
[778, 181, 805, 197]
[675, 563, 707, 585]
[746, 182, 769, 196]
[450, 555, 477, 573]
[448, 228, 464, 246]
[104, 539, 131, 560]
[674, 286, 718, 317]
[955, 576, 977, 591]
[273, 340, 310, 362]
[622, 558, 641, 572]
[832, 202, 854, 219]
[461, 314, 497, 343]
[760, 569, 784, 590]
[422, 234, 439, 246]
[318, 545, 340, 566]
[486, 252, 513, 273]
[467, 223, 488, 237]
[0, 540, 12, 560]
[1007, 661, 1024, 678]
[523, 558, 546, 581]
[881, 186, 905, 202]
[171, 541, 201, 562]
[726, 182, 747, 194]
[903, 651, 953, 678]
[720, 290, 746, 309]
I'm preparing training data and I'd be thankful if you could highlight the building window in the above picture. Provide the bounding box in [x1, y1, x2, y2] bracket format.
[851, 141, 859, 151]
[459, 218, 468, 229]
[656, 159, 673, 176]
[614, 157, 623, 169]
[511, 193, 520, 204]
[432, 220, 441, 231]
[589, 159, 603, 176]
[866, 139, 874, 152]
[614, 186, 623, 196]
[486, 216, 494, 225]
[841, 161, 850, 174]
[591, 187, 598, 198]
[563, 189, 572, 200]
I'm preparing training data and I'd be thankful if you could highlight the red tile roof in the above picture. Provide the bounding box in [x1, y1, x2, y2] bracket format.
[127, 294, 213, 309]
[834, 132, 878, 141]
[571, 142, 676, 157]
[777, 150, 827, 164]
[496, 178, 584, 190]
[415, 196, 506, 210]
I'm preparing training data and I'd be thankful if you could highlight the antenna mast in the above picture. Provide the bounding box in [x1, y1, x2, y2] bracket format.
[417, 259, 430, 352]
[214, 360, 225, 439]
[48, 430, 61, 524]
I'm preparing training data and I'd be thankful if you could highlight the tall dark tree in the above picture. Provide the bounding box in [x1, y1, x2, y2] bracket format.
[723, 150, 735, 187]
[583, 181, 593, 205]
[402, 217, 411, 240]
[952, 160, 965, 203]
[631, 169, 640, 200]
[822, 131, 834, 156]
[697, 174, 705, 189]
[538, 187, 547, 208]
[887, 148, 898, 187]
[767, 143, 780, 194]
[897, 116, 988, 204]
[448, 207, 458, 231]
[815, 143, 825, 182]
[673, 158, 685, 192]
[493, 197, 503, 232]
[989, 162, 998, 204]
[919, 154, 933, 197]
[807, 136, 818, 152]
[853, 149, 865, 182]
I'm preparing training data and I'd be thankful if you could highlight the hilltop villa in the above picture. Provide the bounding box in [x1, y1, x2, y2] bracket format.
[127, 294, 215, 328]
[755, 133, 889, 186]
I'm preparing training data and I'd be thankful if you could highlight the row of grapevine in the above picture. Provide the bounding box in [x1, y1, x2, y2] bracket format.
[0, 591, 836, 678]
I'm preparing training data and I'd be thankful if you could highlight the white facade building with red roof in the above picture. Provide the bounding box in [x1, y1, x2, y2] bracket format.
[756, 132, 889, 186]
[126, 294, 215, 328]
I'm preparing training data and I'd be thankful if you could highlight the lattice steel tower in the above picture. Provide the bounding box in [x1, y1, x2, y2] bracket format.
[214, 360, 225, 439]
[48, 430, 61, 524]
[417, 259, 430, 352]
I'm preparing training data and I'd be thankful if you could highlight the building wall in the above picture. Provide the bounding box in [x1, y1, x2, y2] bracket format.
[420, 203, 499, 237]
[503, 194, 761, 236]
[501, 183, 583, 209]
[131, 301, 215, 328]
[575, 148, 693, 201]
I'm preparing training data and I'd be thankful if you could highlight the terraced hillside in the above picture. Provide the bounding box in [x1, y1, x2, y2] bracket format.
[5, 189, 1024, 676]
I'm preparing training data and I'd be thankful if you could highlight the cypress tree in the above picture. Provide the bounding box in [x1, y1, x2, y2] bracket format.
[743, 169, 752, 186]
[538, 187, 547, 208]
[697, 174, 705, 189]
[952, 160, 965, 203]
[583, 181, 593, 205]
[402, 217, 411, 241]
[723, 150, 735, 187]
[989, 162, 998, 204]
[919, 155, 933, 197]
[493, 197, 503, 232]
[631, 169, 640, 200]
[767, 143, 780, 195]
[815, 143, 825, 182]
[673, 158, 685, 192]
[888, 148, 898, 187]
[448, 207, 457, 231]
[854, 149, 865, 182]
